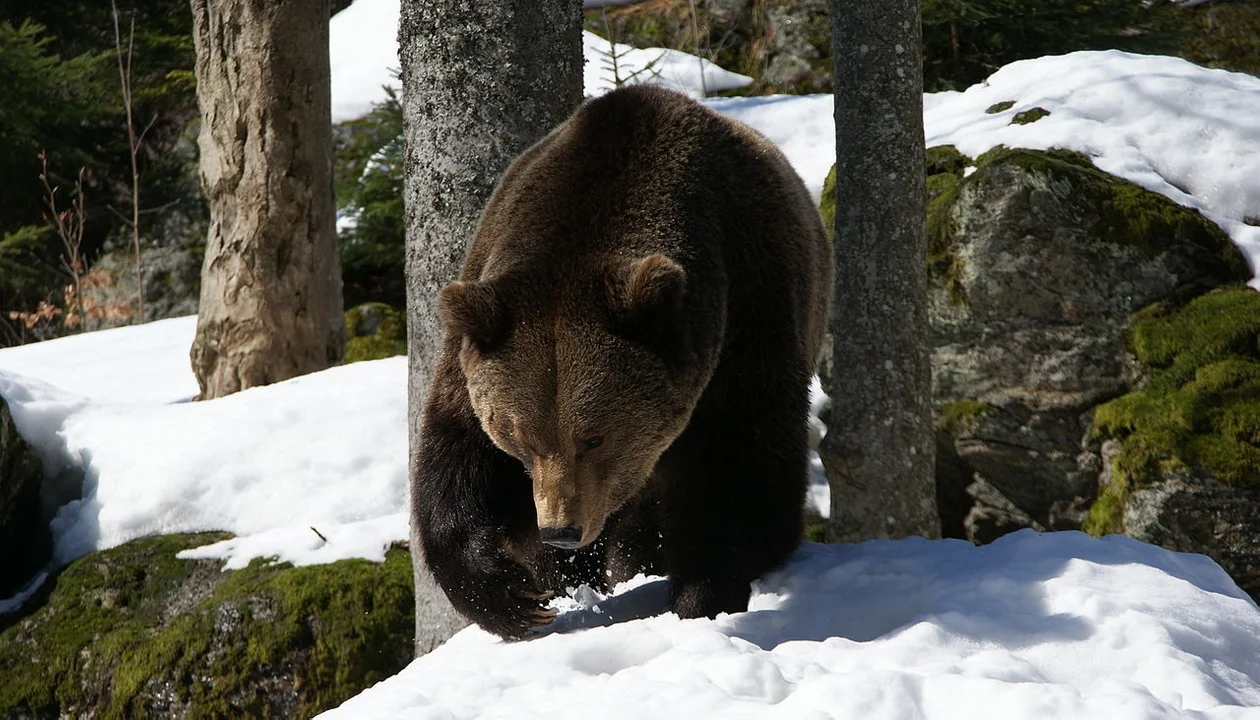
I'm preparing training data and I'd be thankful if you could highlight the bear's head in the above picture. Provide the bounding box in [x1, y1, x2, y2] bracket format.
[438, 253, 702, 549]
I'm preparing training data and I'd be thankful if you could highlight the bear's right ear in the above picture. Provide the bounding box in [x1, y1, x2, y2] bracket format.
[437, 280, 509, 352]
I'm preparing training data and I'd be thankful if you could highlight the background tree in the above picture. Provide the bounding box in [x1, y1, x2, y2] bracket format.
[822, 0, 940, 541]
[188, 0, 344, 399]
[397, 0, 584, 655]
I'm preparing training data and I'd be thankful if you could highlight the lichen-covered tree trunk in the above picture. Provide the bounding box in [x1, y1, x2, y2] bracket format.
[189, 0, 344, 400]
[823, 0, 939, 541]
[398, 0, 584, 656]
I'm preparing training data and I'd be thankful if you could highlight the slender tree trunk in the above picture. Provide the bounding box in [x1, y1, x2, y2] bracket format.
[399, 0, 584, 656]
[823, 0, 939, 541]
[189, 0, 344, 400]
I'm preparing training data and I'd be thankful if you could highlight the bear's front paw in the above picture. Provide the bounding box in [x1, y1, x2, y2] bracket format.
[460, 528, 558, 640]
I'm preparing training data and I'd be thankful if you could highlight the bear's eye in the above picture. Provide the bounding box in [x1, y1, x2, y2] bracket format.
[578, 436, 604, 453]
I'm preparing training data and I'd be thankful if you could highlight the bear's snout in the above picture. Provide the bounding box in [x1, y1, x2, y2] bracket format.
[539, 525, 583, 549]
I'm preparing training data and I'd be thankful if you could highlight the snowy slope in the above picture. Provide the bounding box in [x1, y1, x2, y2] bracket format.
[321, 532, 1260, 719]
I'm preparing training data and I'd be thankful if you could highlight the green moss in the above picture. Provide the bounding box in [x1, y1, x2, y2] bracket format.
[925, 145, 970, 177]
[1090, 287, 1260, 488]
[1082, 479, 1126, 536]
[345, 302, 406, 363]
[1011, 107, 1050, 125]
[0, 533, 414, 719]
[804, 522, 827, 544]
[985, 101, 1015, 114]
[969, 146, 1249, 279]
[936, 401, 998, 434]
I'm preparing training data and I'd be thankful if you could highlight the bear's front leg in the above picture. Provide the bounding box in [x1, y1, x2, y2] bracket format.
[412, 386, 557, 640]
[656, 388, 809, 621]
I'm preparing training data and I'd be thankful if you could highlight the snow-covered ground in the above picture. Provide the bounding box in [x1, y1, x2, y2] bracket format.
[1, 13, 1259, 719]
[322, 532, 1260, 719]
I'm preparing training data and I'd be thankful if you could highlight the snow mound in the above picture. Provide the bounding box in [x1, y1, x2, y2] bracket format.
[329, 0, 751, 122]
[0, 315, 198, 403]
[0, 357, 409, 570]
[321, 531, 1260, 719]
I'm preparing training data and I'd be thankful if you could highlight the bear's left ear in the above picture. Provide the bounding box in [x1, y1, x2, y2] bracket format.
[605, 254, 689, 360]
[606, 253, 687, 320]
[438, 280, 509, 352]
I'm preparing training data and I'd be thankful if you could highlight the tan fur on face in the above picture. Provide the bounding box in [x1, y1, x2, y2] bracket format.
[448, 268, 701, 548]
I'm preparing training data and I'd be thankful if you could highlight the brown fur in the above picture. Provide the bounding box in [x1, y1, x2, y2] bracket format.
[413, 85, 832, 639]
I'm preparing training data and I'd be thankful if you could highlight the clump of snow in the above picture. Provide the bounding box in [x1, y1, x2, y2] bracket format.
[329, 0, 750, 122]
[321, 531, 1260, 719]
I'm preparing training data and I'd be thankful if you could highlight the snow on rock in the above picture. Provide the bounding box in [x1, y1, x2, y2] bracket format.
[705, 51, 1260, 287]
[321, 531, 1260, 719]
[329, 0, 750, 122]
[924, 50, 1260, 288]
[0, 357, 409, 570]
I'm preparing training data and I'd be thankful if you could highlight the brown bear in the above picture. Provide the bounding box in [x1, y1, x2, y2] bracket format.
[412, 84, 832, 640]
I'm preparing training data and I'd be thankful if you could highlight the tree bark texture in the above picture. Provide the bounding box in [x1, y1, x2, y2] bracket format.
[823, 0, 939, 541]
[399, 0, 584, 656]
[190, 0, 344, 400]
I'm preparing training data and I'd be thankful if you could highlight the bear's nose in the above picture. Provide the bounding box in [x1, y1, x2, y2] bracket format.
[539, 525, 583, 549]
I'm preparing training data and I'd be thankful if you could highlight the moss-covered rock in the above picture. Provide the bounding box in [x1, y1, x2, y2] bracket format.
[926, 146, 1249, 546]
[1011, 107, 1050, 125]
[0, 533, 414, 719]
[1091, 287, 1260, 488]
[1083, 287, 1260, 598]
[0, 394, 49, 598]
[345, 302, 406, 363]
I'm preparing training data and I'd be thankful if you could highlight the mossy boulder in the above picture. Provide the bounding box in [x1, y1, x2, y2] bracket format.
[817, 145, 1250, 550]
[1083, 287, 1260, 599]
[0, 533, 414, 719]
[929, 145, 1249, 544]
[0, 394, 50, 598]
[345, 302, 405, 363]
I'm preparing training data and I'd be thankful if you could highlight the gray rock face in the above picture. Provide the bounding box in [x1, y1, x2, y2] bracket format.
[928, 146, 1250, 545]
[1124, 471, 1260, 598]
[0, 395, 50, 600]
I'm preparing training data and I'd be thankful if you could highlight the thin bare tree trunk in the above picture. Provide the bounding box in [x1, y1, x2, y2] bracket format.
[189, 0, 344, 399]
[111, 2, 144, 324]
[399, 0, 584, 656]
[823, 0, 939, 541]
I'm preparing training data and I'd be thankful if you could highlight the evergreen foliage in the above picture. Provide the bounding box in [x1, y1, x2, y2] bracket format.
[335, 92, 406, 310]
[0, 2, 199, 345]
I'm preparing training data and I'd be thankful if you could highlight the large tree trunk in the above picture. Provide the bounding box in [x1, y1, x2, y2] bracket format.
[822, 0, 939, 541]
[189, 0, 344, 400]
[399, 1, 584, 656]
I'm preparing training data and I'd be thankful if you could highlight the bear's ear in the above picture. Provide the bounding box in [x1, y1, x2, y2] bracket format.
[437, 280, 509, 351]
[606, 253, 687, 320]
[605, 254, 689, 361]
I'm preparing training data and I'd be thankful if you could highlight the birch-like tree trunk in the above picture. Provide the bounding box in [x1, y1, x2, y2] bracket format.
[189, 0, 344, 400]
[399, 0, 584, 656]
[822, 0, 940, 541]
